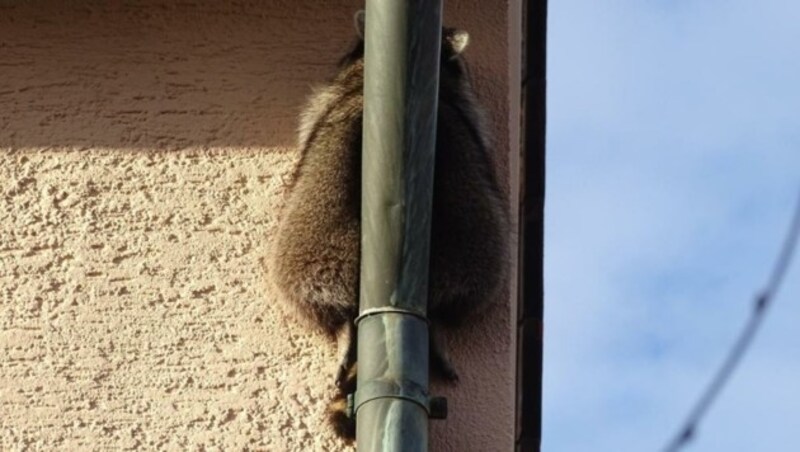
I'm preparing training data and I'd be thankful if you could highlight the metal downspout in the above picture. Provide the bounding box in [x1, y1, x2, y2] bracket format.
[354, 1, 444, 450]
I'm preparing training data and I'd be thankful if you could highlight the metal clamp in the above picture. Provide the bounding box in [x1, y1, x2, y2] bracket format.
[355, 306, 430, 327]
[348, 381, 448, 420]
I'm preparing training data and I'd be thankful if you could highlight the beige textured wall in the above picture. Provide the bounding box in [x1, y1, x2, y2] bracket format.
[0, 1, 515, 451]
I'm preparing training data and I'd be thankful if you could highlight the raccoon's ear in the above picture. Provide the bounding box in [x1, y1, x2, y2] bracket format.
[354, 10, 366, 40]
[446, 29, 470, 56]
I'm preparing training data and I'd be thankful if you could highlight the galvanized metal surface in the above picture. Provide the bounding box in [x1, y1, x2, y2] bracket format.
[356, 0, 444, 450]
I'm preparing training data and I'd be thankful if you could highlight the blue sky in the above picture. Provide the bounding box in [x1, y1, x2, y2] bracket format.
[544, 1, 800, 451]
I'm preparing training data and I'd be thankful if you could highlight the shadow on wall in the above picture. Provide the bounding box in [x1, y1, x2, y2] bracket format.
[0, 0, 366, 149]
[0, 0, 506, 156]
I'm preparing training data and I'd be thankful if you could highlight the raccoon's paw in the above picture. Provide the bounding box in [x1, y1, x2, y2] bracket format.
[326, 394, 356, 442]
[335, 362, 353, 389]
[431, 345, 460, 383]
[335, 321, 357, 388]
[430, 328, 459, 383]
[328, 361, 357, 442]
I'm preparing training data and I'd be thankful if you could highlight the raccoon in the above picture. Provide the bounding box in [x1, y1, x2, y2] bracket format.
[268, 11, 510, 441]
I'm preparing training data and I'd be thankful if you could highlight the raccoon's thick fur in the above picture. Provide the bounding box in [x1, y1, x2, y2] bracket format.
[269, 11, 510, 442]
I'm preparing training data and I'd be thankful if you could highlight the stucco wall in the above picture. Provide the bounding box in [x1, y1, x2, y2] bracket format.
[0, 1, 515, 451]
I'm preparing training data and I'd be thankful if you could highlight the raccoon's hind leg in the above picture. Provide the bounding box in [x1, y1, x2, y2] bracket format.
[430, 325, 459, 383]
[335, 320, 357, 388]
[327, 361, 357, 442]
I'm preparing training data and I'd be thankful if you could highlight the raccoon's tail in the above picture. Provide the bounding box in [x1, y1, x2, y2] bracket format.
[327, 363, 357, 442]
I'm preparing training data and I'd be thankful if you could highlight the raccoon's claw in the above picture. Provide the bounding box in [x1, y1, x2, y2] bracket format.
[440, 364, 460, 383]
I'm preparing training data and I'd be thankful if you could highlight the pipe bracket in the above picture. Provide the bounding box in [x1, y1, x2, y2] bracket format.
[353, 379, 447, 419]
[355, 306, 430, 326]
